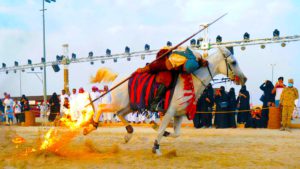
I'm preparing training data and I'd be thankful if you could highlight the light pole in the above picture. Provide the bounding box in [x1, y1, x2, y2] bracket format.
[270, 64, 276, 83]
[19, 70, 22, 97]
[41, 0, 56, 110]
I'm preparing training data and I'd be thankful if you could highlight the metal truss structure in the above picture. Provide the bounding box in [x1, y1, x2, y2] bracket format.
[1, 35, 300, 74]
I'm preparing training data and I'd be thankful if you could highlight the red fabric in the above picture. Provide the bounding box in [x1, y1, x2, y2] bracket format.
[155, 71, 173, 88]
[164, 90, 171, 110]
[145, 75, 156, 107]
[130, 75, 139, 104]
[136, 74, 150, 104]
[79, 88, 84, 93]
[156, 49, 170, 59]
[180, 74, 196, 120]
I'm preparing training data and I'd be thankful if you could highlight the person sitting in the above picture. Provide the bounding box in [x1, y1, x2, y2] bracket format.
[250, 107, 262, 128]
[136, 46, 208, 112]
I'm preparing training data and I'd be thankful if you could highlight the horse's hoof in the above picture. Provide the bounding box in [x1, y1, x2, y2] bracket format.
[83, 124, 96, 136]
[152, 147, 156, 154]
[152, 148, 162, 156]
[124, 134, 133, 143]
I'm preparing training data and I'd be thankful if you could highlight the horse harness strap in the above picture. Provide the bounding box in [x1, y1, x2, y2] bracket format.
[206, 63, 214, 82]
[223, 53, 233, 78]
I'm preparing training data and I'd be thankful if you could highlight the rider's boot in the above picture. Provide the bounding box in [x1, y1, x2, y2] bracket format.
[150, 84, 167, 112]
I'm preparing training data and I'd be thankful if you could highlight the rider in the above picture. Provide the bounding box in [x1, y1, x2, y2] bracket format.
[136, 46, 208, 112]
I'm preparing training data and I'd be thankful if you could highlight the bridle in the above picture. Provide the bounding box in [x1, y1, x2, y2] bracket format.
[206, 48, 236, 83]
[192, 48, 238, 88]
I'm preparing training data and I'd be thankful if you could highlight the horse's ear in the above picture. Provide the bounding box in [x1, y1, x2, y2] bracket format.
[226, 46, 234, 55]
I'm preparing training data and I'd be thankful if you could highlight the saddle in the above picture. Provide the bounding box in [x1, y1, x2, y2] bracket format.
[128, 72, 197, 120]
[128, 72, 177, 112]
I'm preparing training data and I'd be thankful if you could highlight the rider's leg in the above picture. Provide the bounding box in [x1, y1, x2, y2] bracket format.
[150, 84, 167, 112]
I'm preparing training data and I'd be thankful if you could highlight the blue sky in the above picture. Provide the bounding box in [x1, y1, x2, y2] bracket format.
[0, 0, 300, 105]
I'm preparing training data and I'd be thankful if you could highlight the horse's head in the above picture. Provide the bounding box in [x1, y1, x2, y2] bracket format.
[215, 47, 247, 85]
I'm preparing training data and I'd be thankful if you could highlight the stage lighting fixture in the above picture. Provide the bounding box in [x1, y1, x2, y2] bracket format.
[243, 32, 250, 40]
[273, 29, 280, 38]
[71, 53, 76, 60]
[190, 39, 196, 46]
[166, 41, 172, 46]
[106, 49, 111, 56]
[125, 46, 130, 54]
[144, 44, 150, 51]
[216, 35, 222, 43]
[88, 51, 93, 58]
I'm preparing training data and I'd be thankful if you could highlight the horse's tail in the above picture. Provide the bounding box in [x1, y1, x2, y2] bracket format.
[90, 68, 118, 83]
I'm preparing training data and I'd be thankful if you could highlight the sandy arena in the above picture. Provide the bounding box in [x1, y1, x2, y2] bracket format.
[1, 126, 300, 169]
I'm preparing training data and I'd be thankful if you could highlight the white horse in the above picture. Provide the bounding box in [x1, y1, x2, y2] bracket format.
[84, 47, 247, 155]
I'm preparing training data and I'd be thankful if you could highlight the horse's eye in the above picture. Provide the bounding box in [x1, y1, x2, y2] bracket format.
[231, 60, 237, 65]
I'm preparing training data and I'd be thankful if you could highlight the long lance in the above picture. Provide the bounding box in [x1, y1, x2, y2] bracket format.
[85, 13, 228, 107]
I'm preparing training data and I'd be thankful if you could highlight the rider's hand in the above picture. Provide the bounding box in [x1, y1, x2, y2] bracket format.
[201, 59, 208, 67]
[135, 65, 150, 74]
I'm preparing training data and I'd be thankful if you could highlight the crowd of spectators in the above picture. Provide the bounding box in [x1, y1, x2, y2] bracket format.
[1, 76, 298, 130]
[193, 77, 299, 130]
[0, 93, 30, 125]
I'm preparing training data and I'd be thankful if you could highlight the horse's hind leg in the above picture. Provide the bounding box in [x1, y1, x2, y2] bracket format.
[83, 104, 114, 135]
[152, 111, 173, 155]
[116, 106, 134, 143]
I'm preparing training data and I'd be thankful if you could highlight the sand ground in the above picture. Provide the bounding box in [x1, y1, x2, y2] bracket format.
[1, 126, 300, 169]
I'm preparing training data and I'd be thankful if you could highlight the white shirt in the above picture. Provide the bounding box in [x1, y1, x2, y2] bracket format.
[14, 103, 22, 114]
[90, 91, 101, 103]
[70, 93, 77, 102]
[3, 98, 14, 111]
[101, 91, 112, 104]
[275, 88, 284, 100]
[60, 94, 69, 104]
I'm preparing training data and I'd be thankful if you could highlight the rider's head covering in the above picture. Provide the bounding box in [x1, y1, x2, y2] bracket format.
[79, 87, 84, 93]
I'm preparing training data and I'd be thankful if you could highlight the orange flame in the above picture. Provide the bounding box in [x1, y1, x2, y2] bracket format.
[39, 92, 95, 151]
[12, 136, 26, 144]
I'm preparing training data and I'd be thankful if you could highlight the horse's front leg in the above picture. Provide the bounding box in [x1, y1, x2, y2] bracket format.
[152, 110, 174, 155]
[83, 104, 112, 135]
[163, 115, 183, 138]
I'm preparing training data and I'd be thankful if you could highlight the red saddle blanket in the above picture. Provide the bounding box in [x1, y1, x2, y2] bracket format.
[128, 73, 174, 111]
[128, 73, 196, 120]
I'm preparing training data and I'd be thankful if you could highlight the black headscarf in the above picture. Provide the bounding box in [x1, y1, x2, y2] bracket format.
[50, 92, 59, 104]
[229, 88, 236, 99]
[260, 80, 275, 105]
[240, 85, 247, 92]
[228, 88, 237, 109]
[238, 85, 250, 109]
